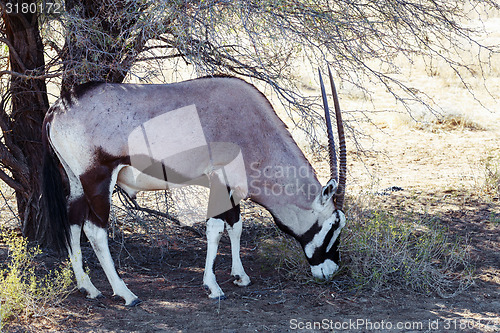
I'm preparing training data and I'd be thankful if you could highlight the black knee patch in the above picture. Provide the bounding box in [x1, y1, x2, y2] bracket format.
[212, 204, 240, 227]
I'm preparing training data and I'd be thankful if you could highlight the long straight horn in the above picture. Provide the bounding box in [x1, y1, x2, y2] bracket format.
[318, 68, 339, 184]
[328, 66, 346, 211]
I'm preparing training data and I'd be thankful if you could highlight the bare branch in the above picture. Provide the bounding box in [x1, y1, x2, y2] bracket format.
[0, 167, 23, 193]
[0, 140, 29, 178]
[115, 186, 203, 238]
[38, 0, 499, 150]
[0, 70, 61, 80]
[135, 53, 185, 63]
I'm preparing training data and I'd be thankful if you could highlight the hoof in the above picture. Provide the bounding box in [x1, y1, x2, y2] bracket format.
[210, 294, 227, 301]
[232, 275, 251, 287]
[80, 288, 104, 300]
[203, 283, 225, 299]
[127, 298, 143, 307]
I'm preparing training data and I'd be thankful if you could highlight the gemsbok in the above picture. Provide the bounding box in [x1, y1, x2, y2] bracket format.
[39, 67, 346, 306]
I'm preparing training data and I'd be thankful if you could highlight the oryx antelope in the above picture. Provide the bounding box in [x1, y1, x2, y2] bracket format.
[39, 68, 346, 306]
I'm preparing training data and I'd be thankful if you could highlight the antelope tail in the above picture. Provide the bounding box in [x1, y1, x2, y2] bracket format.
[39, 119, 71, 254]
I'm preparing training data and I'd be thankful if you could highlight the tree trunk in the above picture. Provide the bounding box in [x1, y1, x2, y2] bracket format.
[1, 3, 50, 238]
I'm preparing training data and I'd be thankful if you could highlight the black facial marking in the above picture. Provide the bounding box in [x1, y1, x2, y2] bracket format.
[260, 203, 343, 267]
[298, 219, 321, 247]
[329, 237, 341, 263]
[307, 211, 342, 266]
[308, 221, 338, 266]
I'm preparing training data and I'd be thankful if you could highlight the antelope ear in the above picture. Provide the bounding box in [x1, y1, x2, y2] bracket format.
[320, 179, 338, 205]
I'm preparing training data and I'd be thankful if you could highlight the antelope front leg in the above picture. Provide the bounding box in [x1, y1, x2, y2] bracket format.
[203, 217, 226, 299]
[83, 221, 141, 306]
[226, 218, 251, 287]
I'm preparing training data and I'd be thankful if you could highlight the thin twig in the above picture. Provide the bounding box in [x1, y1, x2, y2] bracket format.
[114, 186, 203, 238]
[0, 188, 21, 224]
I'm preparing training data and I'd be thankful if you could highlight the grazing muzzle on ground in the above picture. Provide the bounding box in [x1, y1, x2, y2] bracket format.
[310, 259, 340, 280]
[304, 210, 346, 280]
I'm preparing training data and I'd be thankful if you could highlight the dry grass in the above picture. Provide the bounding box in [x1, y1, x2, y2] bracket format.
[0, 183, 20, 231]
[257, 232, 310, 283]
[274, 9, 500, 140]
[479, 155, 500, 199]
[386, 107, 489, 132]
[342, 196, 474, 297]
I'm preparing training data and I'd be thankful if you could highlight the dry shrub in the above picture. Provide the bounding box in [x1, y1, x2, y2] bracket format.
[389, 106, 487, 132]
[473, 154, 500, 200]
[342, 205, 474, 297]
[114, 186, 476, 297]
[428, 112, 486, 131]
[0, 229, 74, 329]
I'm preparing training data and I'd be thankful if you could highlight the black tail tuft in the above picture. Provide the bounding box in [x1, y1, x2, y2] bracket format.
[39, 122, 71, 255]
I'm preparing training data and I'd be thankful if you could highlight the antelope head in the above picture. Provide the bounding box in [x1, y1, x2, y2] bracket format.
[303, 67, 347, 280]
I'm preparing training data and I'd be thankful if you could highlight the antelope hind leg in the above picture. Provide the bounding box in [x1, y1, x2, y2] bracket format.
[68, 224, 103, 299]
[83, 221, 141, 306]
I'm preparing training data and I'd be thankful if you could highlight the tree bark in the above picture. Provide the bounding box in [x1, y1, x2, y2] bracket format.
[1, 2, 50, 238]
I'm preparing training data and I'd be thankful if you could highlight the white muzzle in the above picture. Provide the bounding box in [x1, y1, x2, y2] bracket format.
[310, 259, 339, 280]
